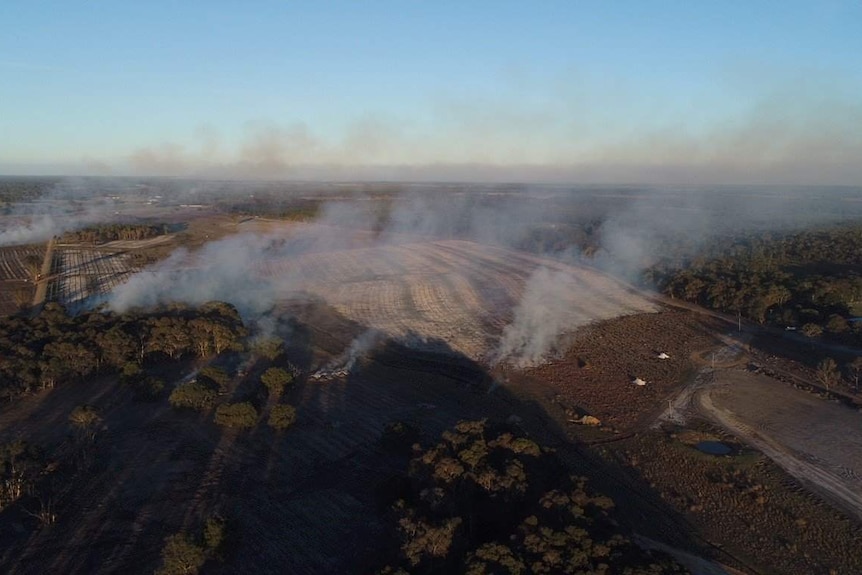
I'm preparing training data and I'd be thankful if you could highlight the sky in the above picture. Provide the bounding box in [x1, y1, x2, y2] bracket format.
[1, 1, 861, 184]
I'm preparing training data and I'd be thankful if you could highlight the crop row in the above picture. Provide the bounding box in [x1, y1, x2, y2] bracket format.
[48, 249, 139, 305]
[0, 246, 45, 281]
[259, 239, 656, 360]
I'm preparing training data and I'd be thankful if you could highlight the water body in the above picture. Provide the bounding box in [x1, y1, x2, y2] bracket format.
[696, 441, 732, 455]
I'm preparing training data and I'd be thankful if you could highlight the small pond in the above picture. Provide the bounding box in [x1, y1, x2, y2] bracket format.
[695, 441, 732, 455]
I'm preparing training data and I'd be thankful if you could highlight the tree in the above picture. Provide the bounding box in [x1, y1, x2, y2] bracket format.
[801, 323, 824, 338]
[213, 402, 258, 429]
[261, 367, 292, 399]
[203, 515, 227, 554]
[826, 314, 849, 335]
[169, 381, 218, 411]
[198, 366, 230, 393]
[253, 337, 284, 361]
[68, 405, 102, 441]
[268, 404, 296, 430]
[816, 357, 840, 392]
[156, 534, 207, 575]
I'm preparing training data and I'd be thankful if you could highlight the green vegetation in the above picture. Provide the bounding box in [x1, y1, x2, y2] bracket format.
[261, 366, 292, 398]
[156, 514, 228, 575]
[219, 197, 322, 221]
[60, 223, 171, 244]
[0, 301, 247, 403]
[169, 380, 218, 411]
[68, 405, 102, 441]
[268, 404, 296, 430]
[647, 224, 862, 343]
[213, 402, 258, 428]
[156, 534, 207, 575]
[377, 419, 684, 574]
[252, 337, 284, 361]
[198, 366, 230, 393]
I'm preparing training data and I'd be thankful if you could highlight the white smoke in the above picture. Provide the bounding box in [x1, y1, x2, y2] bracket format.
[493, 267, 583, 366]
[0, 214, 57, 246]
[0, 178, 132, 247]
[95, 182, 861, 368]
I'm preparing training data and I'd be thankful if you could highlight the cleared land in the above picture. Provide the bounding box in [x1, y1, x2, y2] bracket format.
[261, 238, 658, 361]
[699, 370, 862, 522]
[47, 248, 140, 306]
[0, 246, 44, 315]
[0, 246, 44, 281]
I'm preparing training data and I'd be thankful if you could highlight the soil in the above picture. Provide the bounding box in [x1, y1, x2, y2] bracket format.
[518, 309, 725, 432]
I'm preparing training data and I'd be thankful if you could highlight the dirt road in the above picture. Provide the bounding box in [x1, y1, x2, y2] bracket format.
[31, 238, 54, 308]
[698, 371, 862, 523]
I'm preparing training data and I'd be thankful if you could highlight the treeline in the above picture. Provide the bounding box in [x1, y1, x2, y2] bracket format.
[0, 301, 247, 401]
[645, 225, 862, 341]
[218, 197, 321, 221]
[376, 419, 685, 574]
[0, 177, 56, 212]
[60, 223, 172, 244]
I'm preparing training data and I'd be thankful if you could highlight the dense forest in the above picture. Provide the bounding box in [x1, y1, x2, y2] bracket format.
[217, 197, 322, 221]
[59, 223, 175, 244]
[643, 225, 862, 342]
[0, 301, 247, 402]
[0, 177, 56, 212]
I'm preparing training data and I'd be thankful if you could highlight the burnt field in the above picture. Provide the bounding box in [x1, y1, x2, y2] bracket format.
[258, 234, 658, 361]
[3, 295, 858, 575]
[0, 246, 43, 315]
[46, 248, 141, 307]
[2, 185, 862, 574]
[0, 302, 709, 574]
[519, 309, 725, 432]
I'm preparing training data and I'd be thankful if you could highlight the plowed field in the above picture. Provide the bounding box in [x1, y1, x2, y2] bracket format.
[261, 239, 658, 361]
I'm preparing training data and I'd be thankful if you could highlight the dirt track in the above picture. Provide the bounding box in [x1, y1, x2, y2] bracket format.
[31, 239, 53, 308]
[698, 370, 862, 522]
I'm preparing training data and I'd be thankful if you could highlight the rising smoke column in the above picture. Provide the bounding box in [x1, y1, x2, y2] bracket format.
[493, 267, 585, 367]
[108, 233, 279, 315]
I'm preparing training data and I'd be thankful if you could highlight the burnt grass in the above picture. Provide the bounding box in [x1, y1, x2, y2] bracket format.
[520, 309, 725, 432]
[602, 425, 862, 575]
[0, 302, 706, 575]
[1, 302, 859, 574]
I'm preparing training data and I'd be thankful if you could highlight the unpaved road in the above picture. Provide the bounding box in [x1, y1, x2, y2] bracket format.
[698, 370, 862, 523]
[31, 238, 54, 307]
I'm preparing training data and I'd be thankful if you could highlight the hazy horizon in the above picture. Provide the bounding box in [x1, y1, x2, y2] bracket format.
[2, 2, 861, 185]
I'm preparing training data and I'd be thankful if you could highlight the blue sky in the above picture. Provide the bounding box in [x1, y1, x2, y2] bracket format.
[1, 1, 861, 183]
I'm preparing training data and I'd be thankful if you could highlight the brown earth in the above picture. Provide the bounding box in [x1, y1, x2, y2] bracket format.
[517, 309, 725, 432]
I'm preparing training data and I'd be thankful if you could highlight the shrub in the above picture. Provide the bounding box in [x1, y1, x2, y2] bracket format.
[156, 534, 206, 575]
[68, 405, 101, 430]
[198, 366, 230, 392]
[203, 515, 226, 553]
[169, 381, 217, 411]
[213, 402, 258, 428]
[261, 367, 293, 399]
[268, 404, 296, 430]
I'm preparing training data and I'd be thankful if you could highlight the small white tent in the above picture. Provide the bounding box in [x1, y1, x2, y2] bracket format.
[633, 377, 647, 386]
